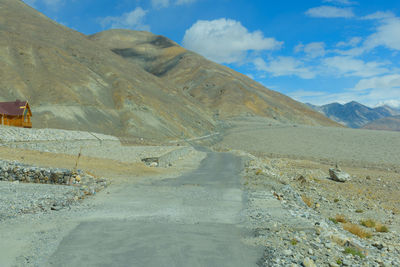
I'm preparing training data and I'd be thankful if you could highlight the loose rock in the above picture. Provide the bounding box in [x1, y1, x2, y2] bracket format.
[329, 168, 350, 182]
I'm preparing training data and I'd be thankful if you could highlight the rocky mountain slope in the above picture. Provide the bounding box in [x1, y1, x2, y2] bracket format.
[0, 0, 339, 140]
[90, 30, 338, 127]
[0, 0, 215, 139]
[362, 115, 400, 131]
[307, 101, 399, 128]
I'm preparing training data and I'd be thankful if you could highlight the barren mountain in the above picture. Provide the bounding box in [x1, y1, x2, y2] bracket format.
[90, 30, 338, 126]
[0, 0, 339, 140]
[0, 0, 217, 139]
[362, 115, 400, 131]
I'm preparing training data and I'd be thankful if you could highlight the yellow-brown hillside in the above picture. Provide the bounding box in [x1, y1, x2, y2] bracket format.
[0, 0, 340, 141]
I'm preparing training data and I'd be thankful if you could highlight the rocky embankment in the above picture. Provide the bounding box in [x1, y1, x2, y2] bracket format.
[0, 126, 119, 143]
[0, 126, 194, 166]
[239, 151, 400, 267]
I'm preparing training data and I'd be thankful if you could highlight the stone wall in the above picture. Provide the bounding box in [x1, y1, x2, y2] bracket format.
[0, 160, 108, 196]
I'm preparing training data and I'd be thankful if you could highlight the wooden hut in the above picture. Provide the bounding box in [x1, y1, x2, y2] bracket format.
[0, 100, 32, 128]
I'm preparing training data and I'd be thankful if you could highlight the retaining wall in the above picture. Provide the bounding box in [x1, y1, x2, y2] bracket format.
[0, 160, 108, 195]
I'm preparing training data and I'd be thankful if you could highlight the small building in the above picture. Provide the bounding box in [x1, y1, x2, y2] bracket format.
[0, 100, 32, 128]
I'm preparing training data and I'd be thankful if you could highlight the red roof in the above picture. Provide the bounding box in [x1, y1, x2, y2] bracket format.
[0, 100, 29, 116]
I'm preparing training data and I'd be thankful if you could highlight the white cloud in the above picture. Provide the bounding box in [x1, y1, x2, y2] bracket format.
[353, 74, 400, 91]
[323, 56, 389, 77]
[294, 43, 304, 53]
[152, 0, 197, 8]
[289, 90, 361, 106]
[254, 57, 316, 79]
[362, 11, 395, 20]
[322, 0, 357, 5]
[304, 42, 326, 58]
[289, 90, 327, 99]
[336, 37, 362, 47]
[349, 75, 400, 106]
[305, 6, 354, 18]
[334, 47, 365, 57]
[376, 100, 400, 108]
[334, 15, 400, 57]
[290, 86, 400, 108]
[100, 7, 150, 31]
[333, 38, 364, 56]
[295, 42, 326, 58]
[182, 18, 282, 64]
[152, 0, 169, 8]
[364, 17, 400, 51]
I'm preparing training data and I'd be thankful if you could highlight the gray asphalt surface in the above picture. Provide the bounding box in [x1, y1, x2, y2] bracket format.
[48, 152, 261, 267]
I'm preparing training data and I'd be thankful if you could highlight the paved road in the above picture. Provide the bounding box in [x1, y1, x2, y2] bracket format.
[49, 152, 261, 267]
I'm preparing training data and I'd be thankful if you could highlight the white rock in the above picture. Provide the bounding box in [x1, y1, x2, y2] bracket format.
[303, 257, 317, 267]
[283, 249, 293, 256]
[329, 168, 350, 182]
[149, 162, 158, 167]
[325, 242, 334, 249]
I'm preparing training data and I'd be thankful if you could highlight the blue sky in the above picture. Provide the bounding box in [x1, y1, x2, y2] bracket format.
[22, 0, 400, 108]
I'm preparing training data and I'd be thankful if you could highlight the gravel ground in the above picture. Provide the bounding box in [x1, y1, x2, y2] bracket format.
[239, 151, 400, 267]
[218, 118, 400, 168]
[214, 120, 400, 266]
[0, 181, 80, 221]
[0, 126, 118, 142]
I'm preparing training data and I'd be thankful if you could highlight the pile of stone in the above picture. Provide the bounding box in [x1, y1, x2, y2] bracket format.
[0, 160, 108, 196]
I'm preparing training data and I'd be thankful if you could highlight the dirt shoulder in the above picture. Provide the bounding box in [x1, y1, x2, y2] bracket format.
[0, 146, 164, 183]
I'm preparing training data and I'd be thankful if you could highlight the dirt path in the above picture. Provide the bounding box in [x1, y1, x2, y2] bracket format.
[47, 152, 261, 267]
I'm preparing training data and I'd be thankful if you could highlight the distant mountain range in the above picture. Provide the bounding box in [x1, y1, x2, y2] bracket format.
[306, 101, 400, 129]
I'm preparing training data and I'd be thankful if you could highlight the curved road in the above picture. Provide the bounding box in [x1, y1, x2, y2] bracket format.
[49, 152, 261, 267]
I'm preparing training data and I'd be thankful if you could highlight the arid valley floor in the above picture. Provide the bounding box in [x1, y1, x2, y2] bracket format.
[0, 118, 399, 267]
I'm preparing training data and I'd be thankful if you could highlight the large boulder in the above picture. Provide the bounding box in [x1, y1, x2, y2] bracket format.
[329, 168, 350, 182]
